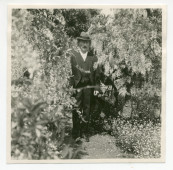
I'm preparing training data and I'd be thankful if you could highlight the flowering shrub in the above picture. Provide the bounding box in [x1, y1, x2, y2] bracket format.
[89, 8, 162, 119]
[11, 9, 75, 159]
[112, 118, 161, 158]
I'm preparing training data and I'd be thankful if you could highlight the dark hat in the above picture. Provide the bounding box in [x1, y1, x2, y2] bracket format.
[77, 32, 91, 41]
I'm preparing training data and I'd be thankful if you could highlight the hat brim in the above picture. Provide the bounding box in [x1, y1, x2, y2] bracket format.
[77, 37, 91, 41]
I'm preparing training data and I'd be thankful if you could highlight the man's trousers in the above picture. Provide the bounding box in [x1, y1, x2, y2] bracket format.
[72, 87, 92, 139]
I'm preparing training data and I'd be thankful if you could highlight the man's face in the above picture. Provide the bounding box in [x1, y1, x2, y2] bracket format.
[78, 40, 90, 54]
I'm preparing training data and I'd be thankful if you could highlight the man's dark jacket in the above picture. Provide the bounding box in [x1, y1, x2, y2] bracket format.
[69, 49, 98, 88]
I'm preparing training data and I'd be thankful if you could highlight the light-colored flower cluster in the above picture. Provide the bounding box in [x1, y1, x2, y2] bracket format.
[112, 118, 161, 158]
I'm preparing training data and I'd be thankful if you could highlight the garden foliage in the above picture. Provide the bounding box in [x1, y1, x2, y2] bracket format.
[11, 9, 75, 159]
[89, 9, 162, 119]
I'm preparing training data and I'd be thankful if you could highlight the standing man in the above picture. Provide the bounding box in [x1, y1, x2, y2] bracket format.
[67, 32, 99, 142]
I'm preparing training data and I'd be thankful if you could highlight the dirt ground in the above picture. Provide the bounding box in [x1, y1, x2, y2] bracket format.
[81, 134, 134, 159]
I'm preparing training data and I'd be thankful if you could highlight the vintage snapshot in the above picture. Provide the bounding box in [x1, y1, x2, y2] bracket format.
[7, 5, 166, 163]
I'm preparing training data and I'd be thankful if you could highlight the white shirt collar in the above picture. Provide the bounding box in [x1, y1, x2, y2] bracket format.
[79, 50, 88, 61]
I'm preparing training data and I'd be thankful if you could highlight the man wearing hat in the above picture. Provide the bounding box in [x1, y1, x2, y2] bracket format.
[67, 32, 99, 142]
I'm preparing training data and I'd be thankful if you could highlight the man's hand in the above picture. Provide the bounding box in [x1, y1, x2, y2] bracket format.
[94, 90, 99, 96]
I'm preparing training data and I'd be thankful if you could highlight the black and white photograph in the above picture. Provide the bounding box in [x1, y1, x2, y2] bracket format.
[7, 5, 166, 163]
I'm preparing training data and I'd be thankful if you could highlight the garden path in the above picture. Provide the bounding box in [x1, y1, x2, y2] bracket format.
[81, 134, 134, 159]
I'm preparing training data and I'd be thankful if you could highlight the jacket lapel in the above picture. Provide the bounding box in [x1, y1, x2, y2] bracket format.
[74, 50, 84, 65]
[85, 53, 90, 63]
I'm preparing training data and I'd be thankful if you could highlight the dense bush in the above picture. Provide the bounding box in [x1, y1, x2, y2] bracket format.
[89, 9, 162, 119]
[11, 9, 76, 159]
[112, 118, 161, 158]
